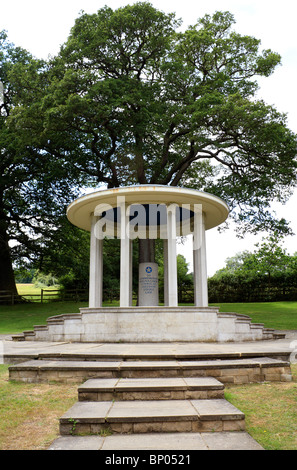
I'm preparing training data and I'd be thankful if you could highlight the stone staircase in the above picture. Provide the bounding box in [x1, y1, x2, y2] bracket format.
[9, 356, 292, 384]
[56, 364, 247, 448]
[59, 387, 245, 437]
[8, 350, 292, 450]
[217, 312, 285, 341]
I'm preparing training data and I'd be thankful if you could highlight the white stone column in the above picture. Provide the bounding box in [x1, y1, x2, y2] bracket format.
[129, 239, 133, 306]
[120, 199, 131, 307]
[89, 214, 103, 308]
[163, 239, 169, 306]
[193, 209, 208, 307]
[166, 204, 178, 307]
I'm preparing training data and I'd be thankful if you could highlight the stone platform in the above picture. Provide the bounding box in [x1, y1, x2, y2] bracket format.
[11, 306, 285, 343]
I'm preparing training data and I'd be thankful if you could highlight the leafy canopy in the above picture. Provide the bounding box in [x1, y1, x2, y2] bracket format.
[0, 30, 84, 289]
[7, 2, 297, 241]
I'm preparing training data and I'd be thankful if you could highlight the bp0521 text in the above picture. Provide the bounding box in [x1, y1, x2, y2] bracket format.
[149, 454, 190, 465]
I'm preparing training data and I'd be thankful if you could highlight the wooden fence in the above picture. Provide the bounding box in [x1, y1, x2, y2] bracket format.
[0, 288, 89, 304]
[0, 287, 123, 304]
[0, 290, 19, 305]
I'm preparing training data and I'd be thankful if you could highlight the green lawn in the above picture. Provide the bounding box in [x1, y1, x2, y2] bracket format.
[214, 302, 297, 330]
[16, 283, 61, 302]
[0, 301, 88, 334]
[0, 290, 297, 333]
[225, 363, 297, 450]
[17, 283, 59, 295]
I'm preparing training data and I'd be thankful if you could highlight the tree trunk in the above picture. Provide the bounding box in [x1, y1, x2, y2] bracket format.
[138, 238, 156, 263]
[0, 218, 18, 295]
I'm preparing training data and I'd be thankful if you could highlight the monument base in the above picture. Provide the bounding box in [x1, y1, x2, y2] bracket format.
[20, 307, 278, 343]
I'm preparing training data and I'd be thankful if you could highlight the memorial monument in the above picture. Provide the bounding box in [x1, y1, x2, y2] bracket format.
[18, 185, 279, 343]
[66, 185, 228, 310]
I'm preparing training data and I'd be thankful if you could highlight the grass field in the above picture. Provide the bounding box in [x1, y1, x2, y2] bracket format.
[16, 283, 60, 301]
[0, 301, 88, 334]
[17, 283, 59, 295]
[215, 302, 297, 330]
[0, 284, 296, 333]
[225, 363, 297, 450]
[0, 364, 78, 450]
[0, 284, 87, 334]
[1, 301, 297, 334]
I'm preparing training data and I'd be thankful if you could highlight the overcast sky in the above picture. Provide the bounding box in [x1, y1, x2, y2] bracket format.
[1, 0, 297, 275]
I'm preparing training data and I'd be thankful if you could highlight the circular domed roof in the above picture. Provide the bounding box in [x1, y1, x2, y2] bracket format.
[67, 185, 229, 234]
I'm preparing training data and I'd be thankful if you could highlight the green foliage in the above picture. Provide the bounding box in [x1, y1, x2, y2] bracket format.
[1, 3, 297, 293]
[209, 235, 297, 302]
[14, 268, 35, 284]
[0, 31, 84, 293]
[37, 220, 91, 290]
[9, 4, 297, 236]
[32, 270, 58, 288]
[157, 249, 193, 303]
[176, 254, 194, 303]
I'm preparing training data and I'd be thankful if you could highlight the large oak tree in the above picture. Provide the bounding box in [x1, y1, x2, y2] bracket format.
[2, 3, 297, 291]
[0, 31, 83, 294]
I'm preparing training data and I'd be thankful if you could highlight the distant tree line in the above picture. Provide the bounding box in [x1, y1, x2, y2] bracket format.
[15, 235, 297, 304]
[208, 236, 297, 302]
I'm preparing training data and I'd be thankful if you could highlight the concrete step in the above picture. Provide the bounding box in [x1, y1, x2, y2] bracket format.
[59, 399, 245, 435]
[9, 357, 292, 384]
[11, 334, 26, 341]
[6, 345, 291, 363]
[78, 377, 225, 401]
[48, 431, 264, 450]
[272, 331, 287, 339]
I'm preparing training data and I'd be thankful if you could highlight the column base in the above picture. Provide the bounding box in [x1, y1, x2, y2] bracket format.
[80, 306, 219, 342]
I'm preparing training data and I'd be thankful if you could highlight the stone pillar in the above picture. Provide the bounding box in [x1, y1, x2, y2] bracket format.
[193, 210, 208, 307]
[167, 204, 178, 307]
[120, 199, 131, 307]
[163, 239, 169, 306]
[89, 214, 103, 308]
[129, 239, 133, 306]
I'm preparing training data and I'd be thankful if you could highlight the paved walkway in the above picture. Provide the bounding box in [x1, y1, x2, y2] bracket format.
[48, 431, 264, 451]
[2, 330, 297, 361]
